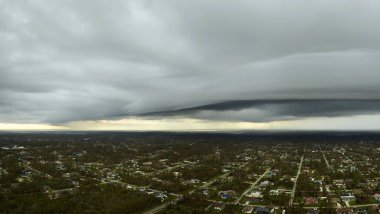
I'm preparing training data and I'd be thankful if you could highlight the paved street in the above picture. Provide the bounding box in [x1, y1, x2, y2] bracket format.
[235, 167, 271, 205]
[290, 154, 304, 207]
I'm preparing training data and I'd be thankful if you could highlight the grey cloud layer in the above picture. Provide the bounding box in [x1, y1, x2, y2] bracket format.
[1, 0, 380, 124]
[142, 100, 380, 122]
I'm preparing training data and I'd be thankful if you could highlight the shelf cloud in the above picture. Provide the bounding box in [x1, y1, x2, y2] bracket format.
[1, 0, 380, 129]
[142, 99, 380, 122]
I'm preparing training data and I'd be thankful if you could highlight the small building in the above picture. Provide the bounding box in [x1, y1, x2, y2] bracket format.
[155, 192, 167, 202]
[247, 191, 263, 198]
[369, 205, 380, 213]
[269, 189, 280, 196]
[256, 207, 270, 214]
[211, 202, 225, 211]
[333, 179, 346, 189]
[219, 190, 236, 199]
[314, 179, 323, 186]
[245, 196, 262, 204]
[374, 193, 380, 202]
[306, 208, 320, 214]
[260, 180, 272, 188]
[242, 205, 254, 214]
[304, 197, 318, 206]
[340, 192, 356, 203]
[336, 208, 354, 214]
[354, 208, 368, 214]
[189, 178, 200, 184]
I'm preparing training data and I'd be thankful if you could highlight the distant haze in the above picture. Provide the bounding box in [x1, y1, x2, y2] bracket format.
[1, 0, 380, 130]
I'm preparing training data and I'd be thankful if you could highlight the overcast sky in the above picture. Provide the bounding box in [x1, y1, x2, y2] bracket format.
[1, 0, 380, 130]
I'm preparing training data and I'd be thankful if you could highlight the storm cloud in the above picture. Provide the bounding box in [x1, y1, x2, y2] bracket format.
[142, 100, 380, 122]
[1, 0, 380, 126]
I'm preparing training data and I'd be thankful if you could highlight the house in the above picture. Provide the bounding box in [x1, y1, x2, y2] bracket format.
[256, 207, 270, 214]
[306, 208, 320, 214]
[336, 208, 354, 214]
[247, 191, 263, 198]
[143, 161, 152, 166]
[155, 192, 167, 202]
[245, 196, 262, 204]
[303, 166, 311, 173]
[270, 189, 280, 196]
[222, 168, 230, 173]
[354, 208, 367, 214]
[219, 190, 236, 199]
[189, 178, 200, 184]
[304, 197, 318, 206]
[333, 179, 346, 189]
[374, 193, 380, 202]
[367, 180, 379, 188]
[211, 202, 225, 211]
[12, 145, 25, 150]
[47, 191, 62, 200]
[46, 189, 73, 200]
[369, 205, 380, 213]
[330, 197, 341, 207]
[260, 180, 272, 188]
[242, 205, 254, 214]
[268, 170, 278, 177]
[340, 192, 356, 203]
[314, 179, 323, 186]
[146, 189, 155, 195]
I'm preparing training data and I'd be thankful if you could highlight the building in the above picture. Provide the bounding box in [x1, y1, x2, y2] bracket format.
[256, 207, 270, 214]
[269, 189, 280, 196]
[211, 202, 225, 211]
[247, 191, 263, 198]
[306, 209, 320, 214]
[304, 197, 318, 206]
[219, 190, 236, 199]
[340, 192, 356, 203]
[242, 205, 254, 214]
[374, 193, 380, 202]
[354, 208, 368, 214]
[336, 208, 354, 214]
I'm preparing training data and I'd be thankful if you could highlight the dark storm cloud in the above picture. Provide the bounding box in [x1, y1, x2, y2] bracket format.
[141, 99, 380, 122]
[1, 0, 380, 124]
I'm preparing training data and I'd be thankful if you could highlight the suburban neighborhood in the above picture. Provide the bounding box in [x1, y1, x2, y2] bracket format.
[1, 132, 380, 213]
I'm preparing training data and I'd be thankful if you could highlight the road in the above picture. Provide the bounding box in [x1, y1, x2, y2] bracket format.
[101, 180, 182, 214]
[189, 171, 230, 195]
[146, 161, 195, 176]
[318, 144, 331, 169]
[234, 167, 271, 205]
[341, 151, 355, 164]
[144, 161, 249, 213]
[289, 154, 304, 207]
[189, 161, 249, 195]
[22, 163, 52, 179]
[143, 196, 183, 214]
[143, 202, 170, 214]
[46, 187, 73, 194]
[350, 203, 380, 208]
[100, 180, 149, 189]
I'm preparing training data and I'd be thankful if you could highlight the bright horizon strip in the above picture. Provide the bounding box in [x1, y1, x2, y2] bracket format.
[0, 123, 67, 131]
[1, 114, 380, 131]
